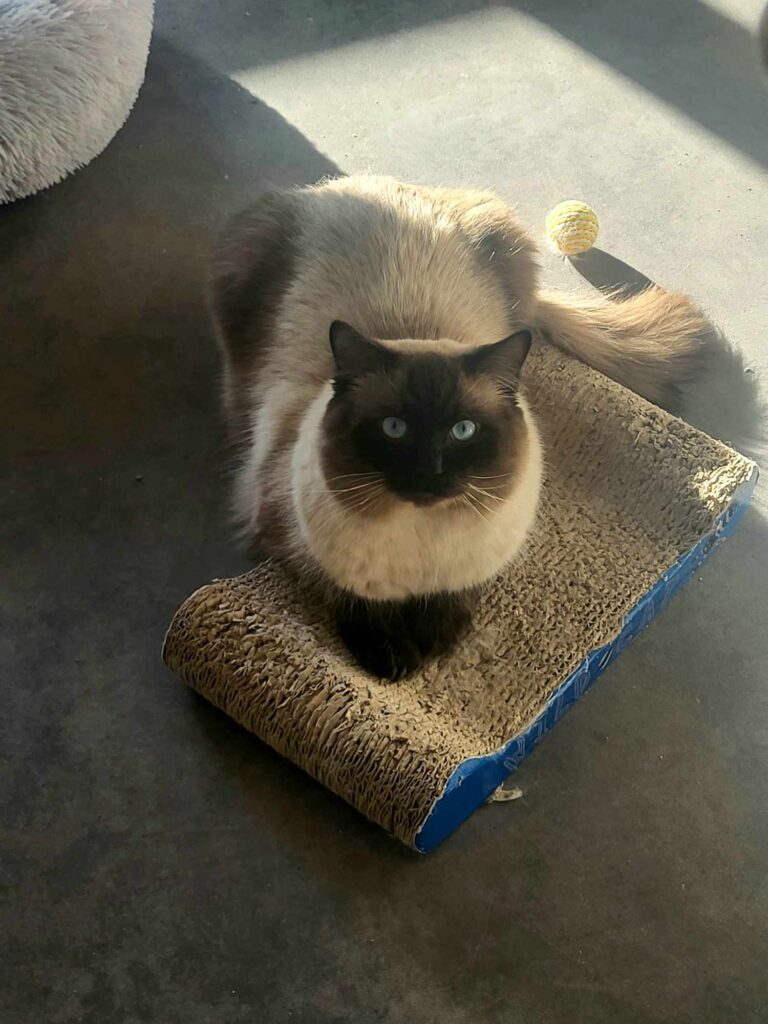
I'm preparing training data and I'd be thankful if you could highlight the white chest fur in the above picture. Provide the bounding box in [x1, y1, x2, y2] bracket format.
[292, 388, 543, 601]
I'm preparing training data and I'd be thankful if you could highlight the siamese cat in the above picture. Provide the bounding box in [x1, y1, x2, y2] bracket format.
[211, 176, 707, 679]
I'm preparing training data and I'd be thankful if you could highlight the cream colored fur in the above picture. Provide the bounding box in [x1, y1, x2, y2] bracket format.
[535, 287, 709, 405]
[222, 175, 706, 601]
[233, 379, 301, 540]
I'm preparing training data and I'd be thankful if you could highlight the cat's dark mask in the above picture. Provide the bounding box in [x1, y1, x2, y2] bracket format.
[322, 321, 532, 508]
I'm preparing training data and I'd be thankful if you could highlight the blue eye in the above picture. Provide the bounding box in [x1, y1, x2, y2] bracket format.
[450, 419, 476, 441]
[382, 416, 407, 439]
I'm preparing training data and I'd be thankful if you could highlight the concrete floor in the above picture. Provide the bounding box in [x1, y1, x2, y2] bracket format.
[2, 1, 768, 1021]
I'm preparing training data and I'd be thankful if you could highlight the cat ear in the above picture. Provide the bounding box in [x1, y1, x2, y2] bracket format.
[329, 321, 397, 378]
[463, 329, 532, 392]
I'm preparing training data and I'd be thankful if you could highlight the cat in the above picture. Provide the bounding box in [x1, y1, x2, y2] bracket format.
[210, 175, 708, 679]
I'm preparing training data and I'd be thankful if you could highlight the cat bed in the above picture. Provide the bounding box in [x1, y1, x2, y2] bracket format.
[163, 342, 757, 851]
[0, 0, 153, 204]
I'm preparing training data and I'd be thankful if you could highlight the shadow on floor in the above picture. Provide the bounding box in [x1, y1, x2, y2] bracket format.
[156, 0, 768, 170]
[1, 35, 339, 563]
[154, 0, 494, 74]
[0, 38, 348, 1022]
[521, 0, 768, 168]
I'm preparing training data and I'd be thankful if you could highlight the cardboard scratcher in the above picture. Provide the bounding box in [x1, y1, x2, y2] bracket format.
[163, 343, 757, 851]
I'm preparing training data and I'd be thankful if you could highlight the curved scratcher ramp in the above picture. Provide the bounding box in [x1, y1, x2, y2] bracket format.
[163, 344, 757, 850]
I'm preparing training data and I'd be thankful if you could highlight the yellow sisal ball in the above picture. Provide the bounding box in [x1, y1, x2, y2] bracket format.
[545, 200, 599, 255]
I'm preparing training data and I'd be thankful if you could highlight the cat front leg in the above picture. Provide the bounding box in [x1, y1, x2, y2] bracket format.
[405, 590, 477, 659]
[336, 596, 423, 681]
[335, 590, 477, 681]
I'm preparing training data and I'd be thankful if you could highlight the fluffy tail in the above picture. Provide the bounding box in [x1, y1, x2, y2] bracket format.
[533, 286, 710, 408]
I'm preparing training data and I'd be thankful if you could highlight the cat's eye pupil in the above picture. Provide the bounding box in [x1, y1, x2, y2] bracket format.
[382, 416, 407, 439]
[450, 419, 476, 441]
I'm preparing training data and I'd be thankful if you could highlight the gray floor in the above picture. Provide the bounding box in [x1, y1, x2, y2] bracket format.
[3, 2, 768, 1022]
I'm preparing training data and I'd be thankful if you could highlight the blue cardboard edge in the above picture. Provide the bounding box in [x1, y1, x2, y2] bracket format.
[414, 466, 759, 854]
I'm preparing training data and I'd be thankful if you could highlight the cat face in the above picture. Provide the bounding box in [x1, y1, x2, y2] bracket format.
[321, 322, 532, 510]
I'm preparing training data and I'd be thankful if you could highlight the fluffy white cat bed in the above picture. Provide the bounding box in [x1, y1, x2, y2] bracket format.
[0, 0, 153, 204]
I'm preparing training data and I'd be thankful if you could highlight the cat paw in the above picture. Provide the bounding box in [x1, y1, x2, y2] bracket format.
[335, 592, 475, 680]
[337, 614, 424, 681]
[404, 593, 474, 658]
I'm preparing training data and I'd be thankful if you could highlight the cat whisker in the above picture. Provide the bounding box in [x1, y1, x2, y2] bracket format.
[306, 476, 383, 497]
[340, 484, 386, 514]
[354, 485, 380, 503]
[464, 491, 496, 520]
[319, 498, 381, 524]
[346, 498, 384, 518]
[323, 471, 380, 484]
[360, 493, 386, 517]
[460, 493, 488, 525]
[305, 484, 385, 529]
[467, 482, 505, 505]
[326, 480, 385, 495]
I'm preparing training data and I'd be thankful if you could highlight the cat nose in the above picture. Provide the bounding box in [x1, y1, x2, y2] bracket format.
[433, 451, 444, 475]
